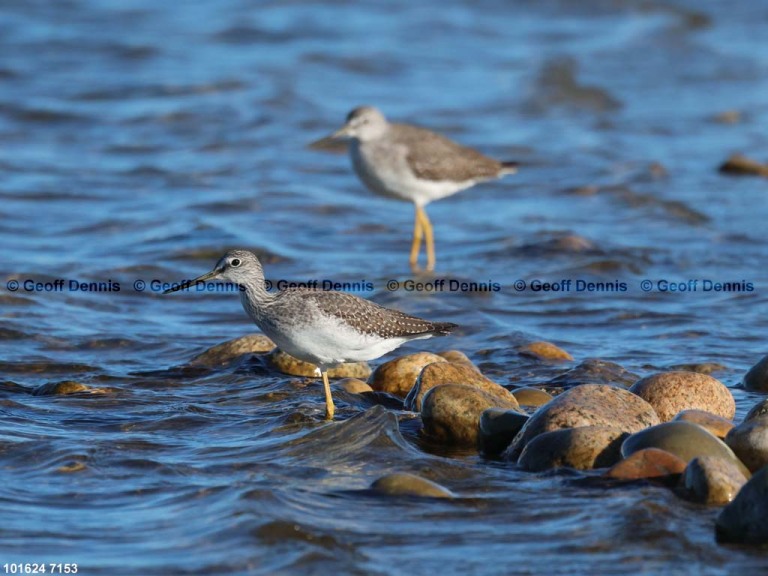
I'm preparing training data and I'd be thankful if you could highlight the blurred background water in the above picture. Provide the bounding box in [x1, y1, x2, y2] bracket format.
[1, 0, 768, 574]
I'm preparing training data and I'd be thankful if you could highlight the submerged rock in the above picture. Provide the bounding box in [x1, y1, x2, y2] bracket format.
[718, 154, 768, 178]
[744, 354, 768, 392]
[405, 362, 517, 412]
[672, 410, 733, 439]
[267, 348, 371, 379]
[367, 352, 446, 398]
[622, 421, 749, 478]
[605, 447, 686, 482]
[518, 341, 573, 362]
[478, 408, 529, 456]
[716, 467, 768, 544]
[682, 456, 747, 505]
[511, 387, 553, 408]
[33, 381, 107, 396]
[517, 425, 627, 471]
[505, 384, 659, 460]
[546, 359, 638, 388]
[629, 371, 735, 422]
[725, 416, 768, 473]
[188, 333, 275, 367]
[370, 472, 454, 498]
[421, 384, 519, 447]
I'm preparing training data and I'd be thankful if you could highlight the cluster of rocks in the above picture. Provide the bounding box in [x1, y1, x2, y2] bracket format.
[186, 334, 768, 545]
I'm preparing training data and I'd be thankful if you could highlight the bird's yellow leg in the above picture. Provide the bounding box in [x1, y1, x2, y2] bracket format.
[322, 371, 335, 420]
[418, 207, 436, 271]
[409, 205, 424, 270]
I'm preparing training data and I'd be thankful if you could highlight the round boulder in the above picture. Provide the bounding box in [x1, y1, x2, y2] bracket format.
[437, 350, 480, 371]
[512, 387, 553, 408]
[505, 384, 659, 459]
[725, 416, 768, 473]
[189, 334, 275, 367]
[629, 371, 735, 422]
[368, 352, 446, 398]
[622, 421, 750, 478]
[337, 378, 374, 394]
[370, 472, 454, 498]
[517, 425, 627, 471]
[518, 341, 573, 362]
[268, 348, 371, 379]
[716, 467, 768, 544]
[682, 455, 747, 505]
[421, 384, 519, 447]
[405, 362, 518, 413]
[673, 409, 733, 439]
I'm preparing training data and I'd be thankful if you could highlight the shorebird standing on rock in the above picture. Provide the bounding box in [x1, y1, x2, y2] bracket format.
[164, 249, 457, 420]
[312, 106, 518, 271]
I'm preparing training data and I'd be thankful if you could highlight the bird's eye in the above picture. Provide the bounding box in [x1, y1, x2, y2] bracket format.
[230, 258, 241, 267]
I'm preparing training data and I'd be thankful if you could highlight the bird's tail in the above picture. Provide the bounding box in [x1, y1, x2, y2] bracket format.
[431, 322, 458, 336]
[500, 161, 519, 175]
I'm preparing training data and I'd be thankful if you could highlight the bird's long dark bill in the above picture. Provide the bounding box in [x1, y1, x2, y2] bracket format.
[308, 131, 348, 152]
[162, 269, 220, 294]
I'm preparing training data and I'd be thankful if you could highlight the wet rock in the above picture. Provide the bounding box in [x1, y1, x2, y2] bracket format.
[605, 448, 686, 482]
[622, 421, 749, 477]
[716, 467, 768, 544]
[725, 416, 768, 473]
[267, 348, 371, 379]
[629, 371, 735, 422]
[673, 409, 733, 439]
[682, 456, 747, 505]
[718, 154, 768, 178]
[512, 387, 553, 408]
[188, 333, 275, 367]
[337, 378, 373, 394]
[518, 341, 573, 362]
[370, 472, 454, 498]
[478, 408, 529, 456]
[421, 384, 519, 447]
[517, 425, 627, 471]
[744, 354, 768, 392]
[669, 362, 726, 375]
[713, 110, 742, 124]
[546, 359, 638, 388]
[745, 398, 768, 422]
[505, 384, 659, 460]
[33, 381, 107, 396]
[405, 362, 518, 413]
[367, 352, 446, 398]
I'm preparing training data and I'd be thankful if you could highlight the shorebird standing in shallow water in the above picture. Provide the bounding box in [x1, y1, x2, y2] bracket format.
[312, 106, 518, 271]
[164, 249, 457, 420]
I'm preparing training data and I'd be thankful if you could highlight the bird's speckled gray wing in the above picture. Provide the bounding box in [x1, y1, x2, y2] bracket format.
[391, 123, 508, 182]
[275, 289, 457, 340]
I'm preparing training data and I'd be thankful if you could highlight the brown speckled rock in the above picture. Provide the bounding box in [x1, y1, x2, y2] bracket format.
[33, 381, 108, 396]
[512, 387, 554, 408]
[629, 371, 735, 422]
[517, 425, 627, 471]
[744, 354, 768, 392]
[405, 362, 518, 412]
[725, 416, 768, 473]
[682, 455, 747, 505]
[421, 384, 519, 447]
[437, 350, 480, 371]
[505, 384, 659, 460]
[267, 348, 371, 379]
[605, 447, 687, 482]
[370, 472, 454, 498]
[337, 378, 374, 394]
[367, 352, 446, 398]
[478, 408, 529, 456]
[622, 421, 750, 478]
[189, 334, 275, 367]
[546, 359, 638, 388]
[673, 410, 733, 439]
[716, 467, 768, 544]
[518, 341, 573, 361]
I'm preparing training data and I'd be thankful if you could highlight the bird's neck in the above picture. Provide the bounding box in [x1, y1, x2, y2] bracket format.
[238, 278, 275, 315]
